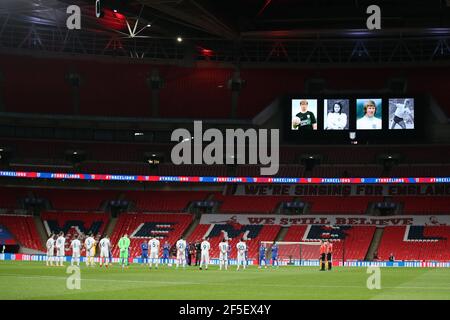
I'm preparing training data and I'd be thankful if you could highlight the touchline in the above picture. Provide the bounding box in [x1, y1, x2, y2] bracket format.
[171, 121, 279, 175]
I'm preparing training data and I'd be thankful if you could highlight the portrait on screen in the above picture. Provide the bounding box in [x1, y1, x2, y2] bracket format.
[356, 98, 382, 130]
[291, 99, 318, 131]
[323, 99, 349, 130]
[389, 98, 415, 130]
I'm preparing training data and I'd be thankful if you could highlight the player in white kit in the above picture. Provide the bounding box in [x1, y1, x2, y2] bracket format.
[46, 233, 56, 266]
[84, 233, 96, 267]
[148, 237, 160, 269]
[175, 237, 187, 269]
[99, 235, 111, 268]
[236, 238, 247, 271]
[70, 234, 81, 266]
[199, 237, 210, 270]
[219, 238, 228, 270]
[56, 232, 66, 267]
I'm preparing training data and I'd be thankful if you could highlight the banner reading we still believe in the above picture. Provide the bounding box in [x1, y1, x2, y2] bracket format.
[200, 214, 450, 227]
[233, 184, 450, 196]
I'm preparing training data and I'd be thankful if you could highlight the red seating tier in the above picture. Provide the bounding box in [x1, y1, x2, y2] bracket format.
[0, 215, 43, 251]
[2, 54, 450, 118]
[214, 194, 290, 213]
[125, 191, 210, 212]
[187, 223, 280, 259]
[377, 226, 450, 261]
[395, 197, 450, 214]
[2, 138, 450, 167]
[34, 189, 119, 211]
[283, 225, 375, 260]
[0, 188, 29, 209]
[303, 196, 383, 214]
[41, 211, 110, 255]
[110, 213, 193, 257]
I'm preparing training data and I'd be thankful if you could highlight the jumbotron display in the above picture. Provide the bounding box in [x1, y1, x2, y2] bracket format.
[285, 95, 422, 144]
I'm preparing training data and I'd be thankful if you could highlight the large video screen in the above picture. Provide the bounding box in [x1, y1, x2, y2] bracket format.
[284, 95, 422, 144]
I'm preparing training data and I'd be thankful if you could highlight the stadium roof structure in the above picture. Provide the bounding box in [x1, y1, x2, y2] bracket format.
[0, 0, 450, 64]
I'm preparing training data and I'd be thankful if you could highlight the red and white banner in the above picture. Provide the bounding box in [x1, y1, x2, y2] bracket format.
[233, 184, 450, 196]
[199, 214, 450, 227]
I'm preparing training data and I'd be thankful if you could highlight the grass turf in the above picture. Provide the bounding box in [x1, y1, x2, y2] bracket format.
[0, 261, 449, 300]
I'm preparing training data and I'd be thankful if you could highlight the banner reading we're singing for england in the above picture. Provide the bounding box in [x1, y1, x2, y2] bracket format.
[233, 184, 450, 196]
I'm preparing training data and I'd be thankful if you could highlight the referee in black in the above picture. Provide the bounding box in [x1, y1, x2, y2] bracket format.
[326, 240, 333, 270]
[320, 240, 326, 271]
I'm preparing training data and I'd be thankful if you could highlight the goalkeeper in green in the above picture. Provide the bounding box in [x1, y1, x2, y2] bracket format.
[118, 234, 131, 269]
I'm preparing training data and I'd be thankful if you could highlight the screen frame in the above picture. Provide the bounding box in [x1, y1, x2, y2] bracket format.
[283, 94, 426, 144]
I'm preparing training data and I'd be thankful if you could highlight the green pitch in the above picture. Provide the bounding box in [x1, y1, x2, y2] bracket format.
[0, 261, 449, 300]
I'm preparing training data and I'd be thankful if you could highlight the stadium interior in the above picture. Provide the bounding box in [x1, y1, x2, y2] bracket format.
[0, 0, 449, 265]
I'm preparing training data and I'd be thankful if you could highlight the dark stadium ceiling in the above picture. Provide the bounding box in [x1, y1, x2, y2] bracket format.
[1, 0, 450, 64]
[2, 0, 450, 39]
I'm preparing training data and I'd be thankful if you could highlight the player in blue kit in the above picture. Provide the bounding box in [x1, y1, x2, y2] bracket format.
[227, 240, 232, 266]
[109, 246, 113, 265]
[185, 242, 190, 266]
[162, 241, 170, 265]
[259, 243, 267, 269]
[141, 241, 149, 266]
[271, 241, 279, 268]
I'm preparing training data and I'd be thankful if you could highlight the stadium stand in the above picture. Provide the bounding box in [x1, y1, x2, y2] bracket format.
[395, 197, 450, 214]
[124, 191, 210, 212]
[2, 54, 450, 118]
[33, 189, 119, 211]
[283, 225, 376, 260]
[110, 213, 193, 257]
[389, 164, 450, 177]
[41, 211, 110, 254]
[188, 222, 280, 259]
[377, 226, 450, 261]
[0, 224, 17, 245]
[304, 196, 383, 214]
[0, 215, 43, 251]
[0, 187, 29, 209]
[214, 193, 289, 213]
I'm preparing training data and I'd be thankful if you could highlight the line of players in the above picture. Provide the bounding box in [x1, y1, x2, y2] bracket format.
[258, 241, 279, 268]
[45, 232, 110, 267]
[170, 237, 250, 271]
[46, 232, 259, 271]
[46, 232, 330, 270]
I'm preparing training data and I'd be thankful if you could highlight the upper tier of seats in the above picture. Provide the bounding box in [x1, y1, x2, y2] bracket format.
[1, 54, 450, 118]
[34, 189, 120, 211]
[2, 138, 450, 166]
[124, 191, 210, 212]
[394, 197, 450, 214]
[303, 196, 384, 214]
[213, 193, 290, 213]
